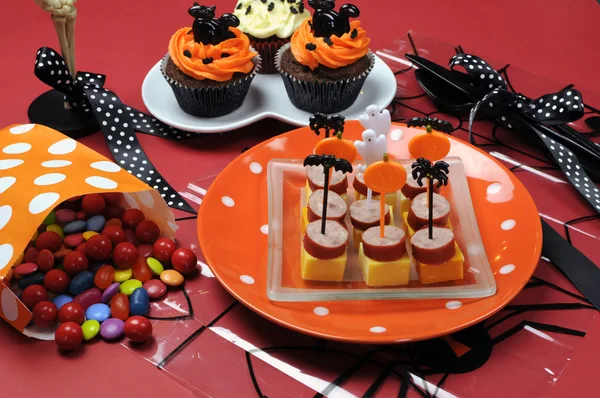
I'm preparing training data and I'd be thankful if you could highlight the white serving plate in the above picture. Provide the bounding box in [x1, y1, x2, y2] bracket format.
[141, 55, 397, 133]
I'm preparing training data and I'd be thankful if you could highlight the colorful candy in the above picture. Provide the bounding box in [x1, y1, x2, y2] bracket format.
[94, 265, 115, 290]
[69, 270, 95, 295]
[46, 224, 64, 238]
[104, 218, 123, 228]
[73, 287, 102, 311]
[63, 251, 89, 275]
[85, 234, 113, 261]
[122, 209, 145, 229]
[124, 316, 153, 343]
[52, 294, 73, 310]
[135, 220, 160, 244]
[55, 209, 76, 224]
[120, 279, 142, 295]
[137, 244, 154, 259]
[112, 242, 138, 268]
[86, 303, 111, 323]
[63, 220, 87, 234]
[132, 257, 152, 283]
[104, 205, 125, 220]
[43, 269, 70, 294]
[82, 194, 106, 215]
[35, 231, 62, 252]
[86, 215, 106, 232]
[124, 228, 140, 245]
[82, 319, 101, 341]
[102, 192, 122, 205]
[58, 302, 85, 324]
[101, 225, 126, 245]
[100, 318, 124, 340]
[21, 284, 49, 310]
[101, 282, 121, 303]
[171, 248, 198, 274]
[146, 257, 164, 275]
[160, 270, 184, 287]
[55, 322, 83, 350]
[129, 288, 149, 316]
[82, 231, 98, 241]
[143, 280, 167, 300]
[43, 211, 57, 226]
[14, 262, 39, 277]
[152, 238, 176, 263]
[63, 233, 85, 248]
[32, 301, 58, 327]
[113, 268, 133, 283]
[110, 293, 129, 321]
[17, 272, 45, 290]
[24, 247, 39, 264]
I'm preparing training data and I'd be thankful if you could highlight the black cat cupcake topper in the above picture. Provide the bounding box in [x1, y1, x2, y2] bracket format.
[307, 0, 360, 38]
[188, 3, 240, 45]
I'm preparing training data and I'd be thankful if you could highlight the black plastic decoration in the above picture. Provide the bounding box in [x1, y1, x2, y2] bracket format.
[307, 0, 359, 38]
[188, 4, 239, 45]
[308, 113, 345, 138]
[33, 47, 196, 214]
[407, 116, 453, 133]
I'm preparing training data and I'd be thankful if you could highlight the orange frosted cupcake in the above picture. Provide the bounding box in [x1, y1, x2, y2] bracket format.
[275, 0, 373, 113]
[161, 4, 261, 117]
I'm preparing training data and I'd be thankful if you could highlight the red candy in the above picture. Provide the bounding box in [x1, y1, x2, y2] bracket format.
[110, 293, 129, 321]
[13, 262, 38, 276]
[135, 220, 160, 244]
[73, 288, 101, 311]
[64, 233, 85, 248]
[112, 242, 138, 268]
[58, 302, 85, 324]
[102, 192, 123, 205]
[122, 208, 145, 230]
[75, 243, 87, 253]
[32, 301, 58, 328]
[21, 285, 49, 310]
[104, 205, 125, 220]
[124, 316, 153, 343]
[52, 246, 72, 261]
[55, 322, 83, 351]
[101, 225, 126, 246]
[85, 234, 113, 261]
[63, 251, 89, 276]
[81, 193, 106, 215]
[132, 257, 153, 283]
[137, 244, 154, 259]
[43, 269, 70, 294]
[24, 247, 39, 264]
[124, 229, 140, 246]
[171, 248, 198, 274]
[76, 211, 87, 220]
[152, 238, 176, 263]
[35, 231, 63, 252]
[105, 218, 123, 228]
[94, 265, 115, 290]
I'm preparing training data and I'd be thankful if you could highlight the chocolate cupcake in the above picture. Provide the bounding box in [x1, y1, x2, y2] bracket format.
[234, 0, 310, 74]
[161, 4, 261, 117]
[275, 0, 373, 113]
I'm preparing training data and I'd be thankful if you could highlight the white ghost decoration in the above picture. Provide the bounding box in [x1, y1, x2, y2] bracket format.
[354, 129, 387, 173]
[358, 105, 391, 138]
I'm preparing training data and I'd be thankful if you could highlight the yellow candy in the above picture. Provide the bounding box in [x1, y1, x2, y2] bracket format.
[46, 224, 64, 238]
[120, 279, 143, 295]
[114, 268, 133, 282]
[82, 320, 100, 342]
[146, 257, 164, 275]
[160, 270, 184, 287]
[83, 231, 98, 241]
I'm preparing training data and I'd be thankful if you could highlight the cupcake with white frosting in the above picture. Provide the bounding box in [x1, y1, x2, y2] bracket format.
[234, 0, 310, 73]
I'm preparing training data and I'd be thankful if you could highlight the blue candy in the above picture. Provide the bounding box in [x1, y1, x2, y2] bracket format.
[63, 220, 87, 234]
[86, 215, 106, 232]
[86, 303, 111, 323]
[69, 270, 95, 295]
[17, 272, 45, 290]
[52, 295, 74, 310]
[129, 287, 149, 316]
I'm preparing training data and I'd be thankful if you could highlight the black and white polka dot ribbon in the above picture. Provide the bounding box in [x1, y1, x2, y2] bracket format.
[33, 47, 196, 214]
[456, 54, 600, 214]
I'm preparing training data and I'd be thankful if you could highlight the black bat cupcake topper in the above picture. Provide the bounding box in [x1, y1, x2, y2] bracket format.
[407, 117, 454, 134]
[188, 3, 239, 45]
[308, 0, 359, 38]
[411, 157, 450, 239]
[309, 112, 345, 138]
[304, 154, 353, 234]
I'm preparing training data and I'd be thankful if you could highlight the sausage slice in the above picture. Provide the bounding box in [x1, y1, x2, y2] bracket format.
[362, 226, 406, 262]
[307, 190, 347, 223]
[407, 192, 450, 231]
[306, 165, 347, 195]
[350, 199, 390, 231]
[411, 227, 456, 264]
[401, 175, 439, 200]
[304, 220, 348, 259]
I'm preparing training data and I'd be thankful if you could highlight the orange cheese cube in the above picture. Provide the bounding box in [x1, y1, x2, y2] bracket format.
[416, 243, 464, 284]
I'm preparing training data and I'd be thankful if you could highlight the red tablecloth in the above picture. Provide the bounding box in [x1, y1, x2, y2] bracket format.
[1, 1, 599, 397]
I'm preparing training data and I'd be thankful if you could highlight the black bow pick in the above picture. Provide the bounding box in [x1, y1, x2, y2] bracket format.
[450, 54, 600, 215]
[33, 47, 196, 214]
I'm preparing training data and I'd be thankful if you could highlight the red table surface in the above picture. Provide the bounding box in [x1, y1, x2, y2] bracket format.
[1, 1, 600, 397]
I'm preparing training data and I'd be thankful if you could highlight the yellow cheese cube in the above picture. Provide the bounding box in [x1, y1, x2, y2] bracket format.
[358, 243, 411, 286]
[399, 192, 411, 215]
[353, 208, 395, 249]
[301, 247, 347, 282]
[416, 243, 464, 284]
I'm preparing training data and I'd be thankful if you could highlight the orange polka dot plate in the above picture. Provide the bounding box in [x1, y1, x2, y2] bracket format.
[197, 122, 542, 343]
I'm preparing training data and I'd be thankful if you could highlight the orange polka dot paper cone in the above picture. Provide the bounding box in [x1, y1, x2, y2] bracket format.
[0, 123, 177, 332]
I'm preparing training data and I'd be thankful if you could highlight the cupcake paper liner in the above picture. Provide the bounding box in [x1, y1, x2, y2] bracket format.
[275, 43, 375, 114]
[247, 35, 290, 74]
[160, 52, 262, 118]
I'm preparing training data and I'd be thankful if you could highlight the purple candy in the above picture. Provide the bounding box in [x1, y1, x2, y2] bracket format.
[101, 282, 120, 303]
[100, 318, 124, 340]
[73, 287, 102, 311]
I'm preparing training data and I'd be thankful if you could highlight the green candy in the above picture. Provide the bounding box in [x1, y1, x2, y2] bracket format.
[120, 279, 143, 296]
[43, 211, 56, 226]
[146, 257, 164, 275]
[82, 320, 100, 342]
